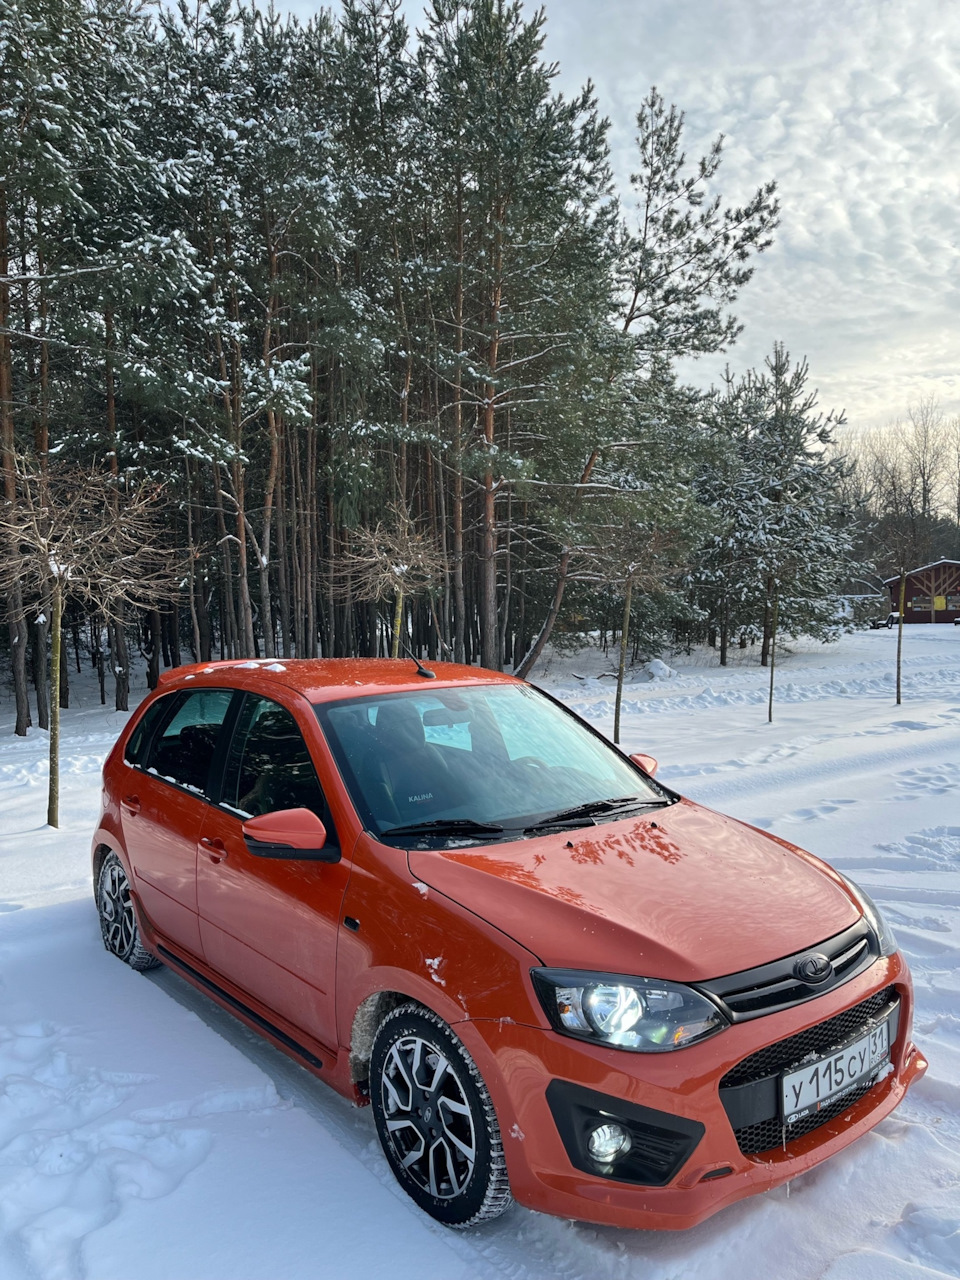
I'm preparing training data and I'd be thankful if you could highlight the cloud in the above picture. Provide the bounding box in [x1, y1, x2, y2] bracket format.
[539, 0, 960, 425]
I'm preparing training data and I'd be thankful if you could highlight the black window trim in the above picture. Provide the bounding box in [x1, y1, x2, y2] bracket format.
[124, 689, 187, 768]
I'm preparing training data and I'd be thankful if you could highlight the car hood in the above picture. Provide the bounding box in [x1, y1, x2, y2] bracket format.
[407, 798, 860, 981]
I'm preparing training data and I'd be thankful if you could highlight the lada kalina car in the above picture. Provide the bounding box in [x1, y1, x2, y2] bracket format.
[93, 658, 928, 1229]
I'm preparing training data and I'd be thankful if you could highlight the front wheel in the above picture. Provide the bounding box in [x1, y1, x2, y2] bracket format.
[96, 851, 160, 970]
[370, 1004, 512, 1227]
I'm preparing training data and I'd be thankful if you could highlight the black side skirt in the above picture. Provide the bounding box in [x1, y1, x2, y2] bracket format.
[155, 944, 326, 1072]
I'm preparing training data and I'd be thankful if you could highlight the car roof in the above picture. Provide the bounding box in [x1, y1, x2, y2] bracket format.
[156, 657, 522, 704]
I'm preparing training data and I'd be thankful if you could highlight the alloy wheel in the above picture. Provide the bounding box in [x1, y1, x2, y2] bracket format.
[99, 857, 137, 958]
[380, 1033, 477, 1200]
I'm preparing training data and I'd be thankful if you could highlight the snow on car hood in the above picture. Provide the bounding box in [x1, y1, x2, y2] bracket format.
[408, 798, 860, 981]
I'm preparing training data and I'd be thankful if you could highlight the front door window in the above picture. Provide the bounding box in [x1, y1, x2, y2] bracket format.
[221, 695, 330, 830]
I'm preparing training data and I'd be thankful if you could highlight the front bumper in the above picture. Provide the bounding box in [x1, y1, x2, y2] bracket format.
[457, 952, 927, 1230]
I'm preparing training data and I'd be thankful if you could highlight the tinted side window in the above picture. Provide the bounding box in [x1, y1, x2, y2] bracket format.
[221, 695, 330, 826]
[143, 688, 234, 796]
[124, 697, 172, 765]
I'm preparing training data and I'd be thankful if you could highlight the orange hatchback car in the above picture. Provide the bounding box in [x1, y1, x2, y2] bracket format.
[93, 658, 927, 1229]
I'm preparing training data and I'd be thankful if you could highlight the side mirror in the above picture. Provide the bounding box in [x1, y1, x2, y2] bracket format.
[242, 807, 340, 862]
[630, 752, 659, 777]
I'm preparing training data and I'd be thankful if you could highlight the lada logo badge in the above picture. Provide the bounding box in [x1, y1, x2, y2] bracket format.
[794, 953, 833, 984]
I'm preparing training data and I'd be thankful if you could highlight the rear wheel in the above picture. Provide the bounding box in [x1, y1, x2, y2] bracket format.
[96, 852, 160, 970]
[370, 1004, 512, 1227]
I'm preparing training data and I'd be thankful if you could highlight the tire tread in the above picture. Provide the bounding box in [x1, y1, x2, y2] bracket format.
[96, 852, 161, 971]
[373, 1002, 512, 1227]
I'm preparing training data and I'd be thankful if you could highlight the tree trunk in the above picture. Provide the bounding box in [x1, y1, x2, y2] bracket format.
[451, 171, 466, 665]
[47, 581, 62, 828]
[59, 628, 68, 708]
[514, 450, 600, 679]
[32, 613, 49, 730]
[896, 569, 906, 706]
[110, 615, 130, 712]
[212, 465, 238, 659]
[233, 463, 256, 657]
[480, 346, 501, 668]
[391, 588, 404, 660]
[186, 462, 202, 662]
[515, 548, 571, 680]
[146, 609, 161, 689]
[0, 186, 30, 735]
[767, 587, 779, 723]
[196, 580, 212, 663]
[614, 578, 633, 745]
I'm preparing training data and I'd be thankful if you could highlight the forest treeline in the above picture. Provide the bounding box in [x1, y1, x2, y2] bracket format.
[1, 0, 951, 735]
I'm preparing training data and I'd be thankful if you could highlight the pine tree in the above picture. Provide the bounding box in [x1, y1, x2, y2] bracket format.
[691, 345, 862, 670]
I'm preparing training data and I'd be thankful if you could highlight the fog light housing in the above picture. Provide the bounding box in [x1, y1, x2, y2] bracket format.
[586, 1122, 631, 1163]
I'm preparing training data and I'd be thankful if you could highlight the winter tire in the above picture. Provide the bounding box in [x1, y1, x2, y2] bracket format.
[96, 851, 160, 970]
[370, 1004, 512, 1227]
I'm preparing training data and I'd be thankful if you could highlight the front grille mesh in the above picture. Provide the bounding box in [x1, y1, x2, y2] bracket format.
[720, 987, 896, 1088]
[734, 1079, 877, 1155]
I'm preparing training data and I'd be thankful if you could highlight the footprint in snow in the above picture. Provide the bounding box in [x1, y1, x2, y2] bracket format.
[895, 1205, 960, 1278]
[876, 827, 960, 868]
[0, 1021, 226, 1280]
[778, 800, 858, 823]
[883, 906, 952, 934]
[894, 763, 960, 798]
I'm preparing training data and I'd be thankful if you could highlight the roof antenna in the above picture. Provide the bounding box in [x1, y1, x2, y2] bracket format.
[399, 640, 436, 679]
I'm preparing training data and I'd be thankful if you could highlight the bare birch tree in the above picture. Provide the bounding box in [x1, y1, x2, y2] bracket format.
[332, 506, 444, 660]
[0, 458, 178, 826]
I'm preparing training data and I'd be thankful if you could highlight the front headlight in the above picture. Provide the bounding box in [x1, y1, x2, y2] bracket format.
[840, 874, 898, 957]
[532, 969, 727, 1052]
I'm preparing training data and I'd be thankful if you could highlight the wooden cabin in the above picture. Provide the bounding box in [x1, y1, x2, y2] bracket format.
[884, 559, 960, 623]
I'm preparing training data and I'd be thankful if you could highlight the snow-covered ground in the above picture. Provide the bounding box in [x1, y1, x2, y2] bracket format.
[1, 629, 959, 1280]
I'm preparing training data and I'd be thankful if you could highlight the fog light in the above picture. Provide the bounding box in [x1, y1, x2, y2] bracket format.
[586, 1122, 631, 1163]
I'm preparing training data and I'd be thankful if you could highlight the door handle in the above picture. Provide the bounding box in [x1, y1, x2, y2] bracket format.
[122, 795, 141, 815]
[200, 836, 227, 863]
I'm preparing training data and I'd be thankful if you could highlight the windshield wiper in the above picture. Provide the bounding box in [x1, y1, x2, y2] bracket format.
[523, 795, 664, 833]
[379, 818, 505, 840]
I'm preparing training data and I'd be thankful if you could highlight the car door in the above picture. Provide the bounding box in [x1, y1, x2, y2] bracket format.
[196, 692, 350, 1051]
[121, 686, 236, 959]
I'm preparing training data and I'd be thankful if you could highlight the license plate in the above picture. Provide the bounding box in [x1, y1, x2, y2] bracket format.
[781, 1018, 890, 1124]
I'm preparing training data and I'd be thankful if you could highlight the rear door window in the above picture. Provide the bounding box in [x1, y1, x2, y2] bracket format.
[124, 697, 171, 766]
[143, 688, 234, 797]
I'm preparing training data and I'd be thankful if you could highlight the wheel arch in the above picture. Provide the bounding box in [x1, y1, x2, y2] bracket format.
[348, 989, 421, 1089]
[92, 842, 114, 893]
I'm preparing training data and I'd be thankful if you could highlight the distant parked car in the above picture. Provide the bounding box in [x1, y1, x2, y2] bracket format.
[93, 658, 927, 1230]
[869, 612, 900, 629]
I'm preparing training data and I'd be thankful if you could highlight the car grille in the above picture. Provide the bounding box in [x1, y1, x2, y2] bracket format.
[721, 986, 896, 1088]
[733, 1079, 878, 1155]
[720, 985, 898, 1157]
[697, 919, 876, 1021]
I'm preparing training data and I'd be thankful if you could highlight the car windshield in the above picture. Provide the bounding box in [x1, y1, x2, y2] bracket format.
[315, 683, 668, 845]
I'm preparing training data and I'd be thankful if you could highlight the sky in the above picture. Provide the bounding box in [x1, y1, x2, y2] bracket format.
[282, 0, 960, 430]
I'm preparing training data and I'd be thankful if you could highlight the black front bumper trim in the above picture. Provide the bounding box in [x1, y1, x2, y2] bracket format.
[546, 1080, 704, 1187]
